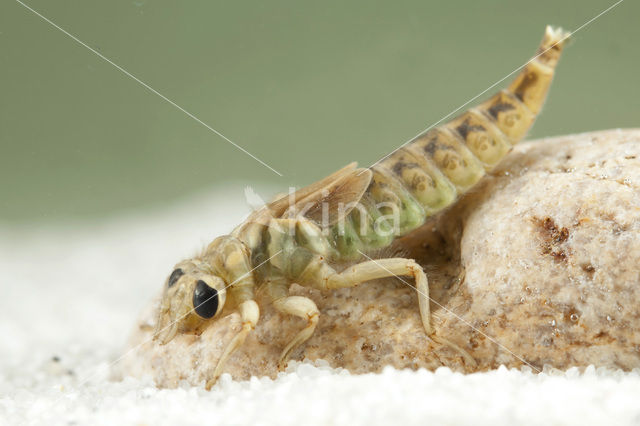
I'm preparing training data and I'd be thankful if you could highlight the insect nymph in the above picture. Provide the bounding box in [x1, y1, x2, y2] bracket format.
[154, 26, 569, 388]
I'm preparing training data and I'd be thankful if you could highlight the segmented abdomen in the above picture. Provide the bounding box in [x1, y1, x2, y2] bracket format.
[331, 26, 569, 259]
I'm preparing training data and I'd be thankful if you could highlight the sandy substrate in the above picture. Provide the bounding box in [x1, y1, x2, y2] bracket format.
[2, 132, 640, 425]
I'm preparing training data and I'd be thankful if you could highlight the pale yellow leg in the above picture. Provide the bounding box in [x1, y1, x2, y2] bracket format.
[327, 258, 432, 333]
[326, 257, 476, 367]
[267, 280, 320, 369]
[206, 300, 259, 389]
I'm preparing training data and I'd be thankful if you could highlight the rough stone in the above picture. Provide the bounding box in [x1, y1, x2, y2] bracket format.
[116, 129, 640, 387]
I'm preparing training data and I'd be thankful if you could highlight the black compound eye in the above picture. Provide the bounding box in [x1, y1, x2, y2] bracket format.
[167, 268, 184, 288]
[193, 280, 219, 319]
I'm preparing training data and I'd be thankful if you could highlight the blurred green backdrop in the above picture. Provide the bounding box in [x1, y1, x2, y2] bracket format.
[1, 0, 638, 223]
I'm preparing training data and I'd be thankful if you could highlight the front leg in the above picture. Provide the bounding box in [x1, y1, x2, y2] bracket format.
[206, 299, 259, 389]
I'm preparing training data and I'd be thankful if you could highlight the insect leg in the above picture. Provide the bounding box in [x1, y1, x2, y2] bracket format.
[325, 258, 476, 366]
[206, 299, 259, 389]
[267, 280, 320, 368]
[327, 258, 432, 332]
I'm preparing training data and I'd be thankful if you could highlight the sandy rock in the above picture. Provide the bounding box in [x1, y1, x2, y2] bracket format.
[116, 129, 640, 387]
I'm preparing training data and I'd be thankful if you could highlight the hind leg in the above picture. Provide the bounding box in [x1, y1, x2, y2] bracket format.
[323, 256, 476, 366]
[327, 258, 432, 333]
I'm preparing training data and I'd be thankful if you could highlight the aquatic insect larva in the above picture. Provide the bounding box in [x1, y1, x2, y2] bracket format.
[153, 26, 570, 388]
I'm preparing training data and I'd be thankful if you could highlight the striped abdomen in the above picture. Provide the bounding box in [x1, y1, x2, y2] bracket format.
[331, 26, 570, 258]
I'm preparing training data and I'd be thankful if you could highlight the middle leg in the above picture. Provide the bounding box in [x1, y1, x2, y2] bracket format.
[267, 280, 320, 368]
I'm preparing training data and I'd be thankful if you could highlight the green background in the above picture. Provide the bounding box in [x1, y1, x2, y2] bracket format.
[1, 0, 637, 223]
